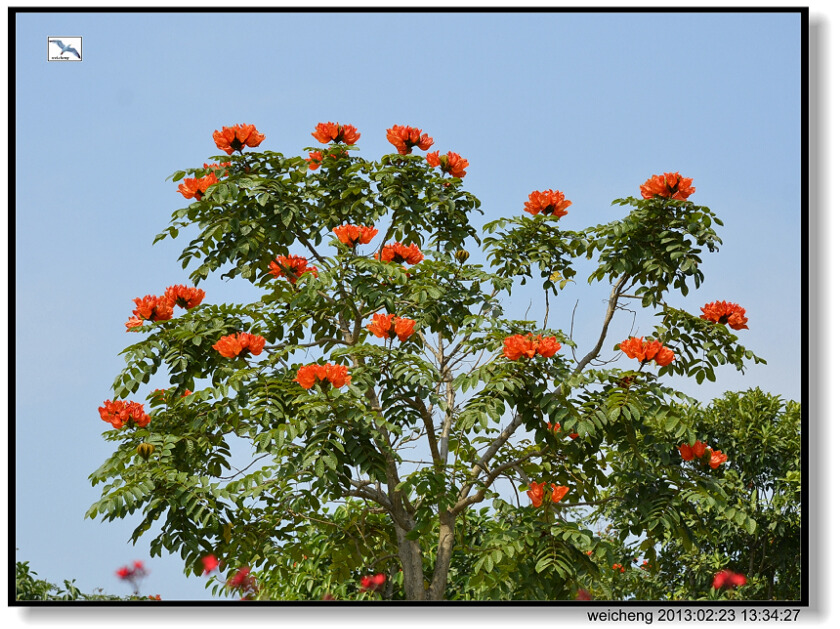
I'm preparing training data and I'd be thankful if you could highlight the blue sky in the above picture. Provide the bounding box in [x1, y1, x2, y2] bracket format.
[13, 9, 802, 602]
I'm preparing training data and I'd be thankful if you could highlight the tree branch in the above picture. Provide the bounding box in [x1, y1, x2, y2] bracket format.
[453, 446, 550, 514]
[573, 272, 631, 375]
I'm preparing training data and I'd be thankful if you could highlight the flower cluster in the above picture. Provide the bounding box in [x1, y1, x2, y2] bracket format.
[212, 332, 266, 359]
[131, 294, 174, 323]
[375, 242, 424, 265]
[306, 151, 323, 170]
[678, 440, 728, 469]
[269, 254, 319, 284]
[639, 171, 695, 200]
[712, 569, 747, 590]
[213, 124, 265, 155]
[612, 563, 626, 573]
[360, 573, 386, 593]
[164, 285, 206, 310]
[178, 172, 218, 200]
[312, 121, 361, 145]
[700, 301, 749, 330]
[426, 150, 469, 178]
[294, 363, 352, 390]
[523, 189, 572, 219]
[618, 337, 675, 366]
[333, 224, 379, 247]
[546, 422, 579, 439]
[129, 285, 205, 329]
[503, 334, 561, 361]
[367, 313, 416, 342]
[116, 560, 148, 592]
[99, 400, 150, 429]
[526, 481, 569, 507]
[227, 567, 259, 600]
[386, 125, 434, 155]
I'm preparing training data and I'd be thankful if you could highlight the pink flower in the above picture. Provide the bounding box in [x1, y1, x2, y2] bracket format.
[712, 569, 747, 589]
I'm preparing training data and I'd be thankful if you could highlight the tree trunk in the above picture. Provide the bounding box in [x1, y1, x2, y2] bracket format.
[395, 523, 427, 600]
[427, 511, 456, 600]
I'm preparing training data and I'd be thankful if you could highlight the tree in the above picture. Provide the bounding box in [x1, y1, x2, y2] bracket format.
[585, 388, 801, 601]
[88, 122, 774, 600]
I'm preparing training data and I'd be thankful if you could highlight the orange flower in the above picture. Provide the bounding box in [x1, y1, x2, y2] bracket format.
[132, 295, 174, 322]
[503, 334, 561, 360]
[99, 399, 150, 429]
[708, 449, 728, 469]
[366, 313, 416, 341]
[394, 318, 416, 342]
[699, 301, 749, 330]
[293, 364, 321, 390]
[550, 484, 569, 503]
[212, 124, 266, 155]
[523, 190, 572, 219]
[333, 225, 379, 247]
[503, 334, 537, 360]
[125, 317, 143, 330]
[619, 337, 674, 366]
[639, 171, 695, 200]
[164, 285, 205, 309]
[385, 125, 434, 155]
[367, 313, 393, 340]
[375, 242, 424, 265]
[526, 481, 546, 507]
[612, 563, 626, 573]
[546, 423, 579, 439]
[426, 151, 469, 178]
[654, 346, 674, 366]
[306, 151, 323, 170]
[678, 443, 696, 461]
[536, 335, 562, 357]
[678, 439, 731, 470]
[311, 122, 360, 145]
[212, 332, 266, 358]
[269, 254, 319, 284]
[178, 172, 218, 200]
[294, 363, 351, 389]
[324, 364, 351, 388]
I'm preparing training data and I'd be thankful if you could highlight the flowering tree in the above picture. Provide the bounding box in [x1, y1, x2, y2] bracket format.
[586, 388, 800, 601]
[88, 122, 771, 600]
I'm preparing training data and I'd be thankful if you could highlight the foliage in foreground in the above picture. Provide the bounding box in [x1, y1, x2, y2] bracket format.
[15, 560, 149, 601]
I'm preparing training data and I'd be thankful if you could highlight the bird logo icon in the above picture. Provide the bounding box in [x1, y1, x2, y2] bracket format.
[49, 39, 81, 59]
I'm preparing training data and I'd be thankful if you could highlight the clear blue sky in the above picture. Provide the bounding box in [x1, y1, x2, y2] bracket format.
[14, 10, 802, 602]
